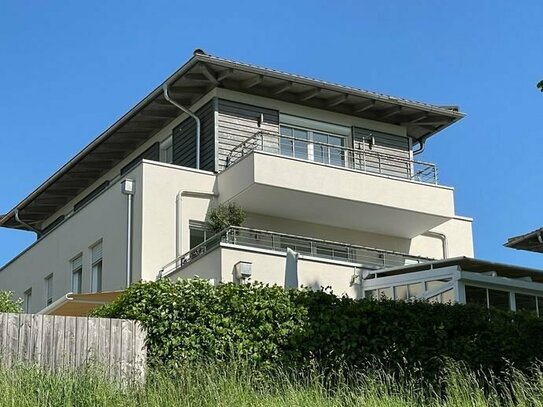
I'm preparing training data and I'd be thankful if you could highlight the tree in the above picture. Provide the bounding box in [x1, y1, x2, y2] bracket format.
[0, 291, 22, 313]
[206, 202, 246, 233]
[538, 80, 543, 92]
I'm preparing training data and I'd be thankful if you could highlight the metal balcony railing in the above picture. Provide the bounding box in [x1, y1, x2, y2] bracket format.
[160, 226, 432, 277]
[226, 131, 438, 184]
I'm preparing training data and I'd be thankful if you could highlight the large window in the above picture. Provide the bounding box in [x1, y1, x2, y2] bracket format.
[44, 274, 53, 306]
[91, 242, 103, 293]
[280, 125, 345, 166]
[465, 285, 510, 310]
[71, 254, 83, 294]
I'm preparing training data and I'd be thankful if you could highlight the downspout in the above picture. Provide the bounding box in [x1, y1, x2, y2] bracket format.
[126, 192, 133, 288]
[176, 191, 218, 258]
[162, 84, 201, 170]
[422, 231, 449, 259]
[15, 209, 42, 238]
[413, 138, 426, 156]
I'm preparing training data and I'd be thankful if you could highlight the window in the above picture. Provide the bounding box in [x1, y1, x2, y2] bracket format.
[71, 255, 83, 294]
[91, 242, 103, 293]
[189, 222, 212, 249]
[488, 289, 509, 310]
[280, 125, 346, 166]
[23, 289, 32, 313]
[465, 285, 510, 310]
[44, 274, 53, 306]
[160, 136, 173, 164]
[465, 285, 487, 307]
[516, 293, 537, 314]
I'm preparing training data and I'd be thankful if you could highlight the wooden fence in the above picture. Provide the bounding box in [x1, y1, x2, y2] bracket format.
[0, 313, 146, 380]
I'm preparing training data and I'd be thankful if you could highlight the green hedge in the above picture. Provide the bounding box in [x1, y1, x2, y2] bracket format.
[92, 279, 543, 375]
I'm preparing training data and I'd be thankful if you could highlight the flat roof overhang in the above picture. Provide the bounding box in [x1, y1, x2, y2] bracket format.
[1, 50, 464, 232]
[369, 256, 543, 283]
[505, 228, 543, 253]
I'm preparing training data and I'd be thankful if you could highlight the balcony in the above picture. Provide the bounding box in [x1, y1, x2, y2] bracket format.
[217, 133, 455, 239]
[226, 131, 438, 184]
[160, 226, 432, 278]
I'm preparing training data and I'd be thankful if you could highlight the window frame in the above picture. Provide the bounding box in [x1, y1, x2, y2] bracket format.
[23, 288, 32, 313]
[189, 221, 212, 249]
[279, 124, 347, 167]
[71, 254, 83, 294]
[90, 241, 103, 293]
[160, 135, 173, 164]
[44, 274, 53, 306]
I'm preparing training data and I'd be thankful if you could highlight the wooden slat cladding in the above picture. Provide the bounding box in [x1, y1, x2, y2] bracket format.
[217, 99, 279, 170]
[172, 99, 215, 172]
[352, 127, 411, 179]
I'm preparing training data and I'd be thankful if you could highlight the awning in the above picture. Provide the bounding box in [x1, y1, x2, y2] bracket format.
[38, 291, 122, 316]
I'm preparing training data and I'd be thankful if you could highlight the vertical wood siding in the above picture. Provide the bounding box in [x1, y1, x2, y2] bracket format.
[217, 99, 279, 170]
[172, 99, 215, 172]
[352, 127, 411, 178]
[0, 313, 146, 381]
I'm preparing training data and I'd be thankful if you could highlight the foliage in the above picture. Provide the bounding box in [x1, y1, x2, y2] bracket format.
[0, 291, 22, 313]
[92, 279, 305, 369]
[92, 280, 543, 378]
[206, 202, 246, 233]
[4, 360, 543, 406]
[538, 80, 543, 92]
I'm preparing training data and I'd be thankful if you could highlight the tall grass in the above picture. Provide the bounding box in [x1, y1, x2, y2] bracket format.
[1, 361, 543, 406]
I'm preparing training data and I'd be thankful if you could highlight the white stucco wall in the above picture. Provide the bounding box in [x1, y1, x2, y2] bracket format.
[139, 161, 217, 281]
[0, 165, 144, 313]
[176, 245, 360, 298]
[409, 216, 474, 259]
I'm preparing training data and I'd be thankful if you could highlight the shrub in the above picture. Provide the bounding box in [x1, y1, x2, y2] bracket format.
[92, 279, 306, 369]
[206, 202, 246, 233]
[92, 280, 543, 378]
[0, 291, 22, 313]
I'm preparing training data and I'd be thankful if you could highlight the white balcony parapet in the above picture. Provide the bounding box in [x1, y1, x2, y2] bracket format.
[159, 226, 433, 278]
[226, 131, 438, 184]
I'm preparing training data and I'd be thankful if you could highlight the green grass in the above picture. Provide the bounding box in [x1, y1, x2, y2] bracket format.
[1, 361, 543, 406]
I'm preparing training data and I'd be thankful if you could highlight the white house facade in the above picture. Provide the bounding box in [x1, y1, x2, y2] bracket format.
[1, 50, 540, 315]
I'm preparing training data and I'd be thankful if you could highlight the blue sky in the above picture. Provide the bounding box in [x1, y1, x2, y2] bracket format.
[0, 1, 542, 268]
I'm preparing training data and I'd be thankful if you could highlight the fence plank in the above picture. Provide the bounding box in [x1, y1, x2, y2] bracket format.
[41, 314, 55, 371]
[0, 313, 146, 381]
[110, 319, 122, 381]
[30, 314, 43, 364]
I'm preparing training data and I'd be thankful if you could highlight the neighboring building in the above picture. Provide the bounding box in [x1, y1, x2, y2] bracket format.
[505, 228, 543, 253]
[0, 50, 541, 315]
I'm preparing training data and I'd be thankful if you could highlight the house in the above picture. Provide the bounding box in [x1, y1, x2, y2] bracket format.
[1, 49, 542, 316]
[505, 228, 543, 253]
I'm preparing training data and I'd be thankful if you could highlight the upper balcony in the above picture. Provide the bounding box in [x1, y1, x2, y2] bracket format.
[217, 132, 456, 239]
[226, 131, 439, 184]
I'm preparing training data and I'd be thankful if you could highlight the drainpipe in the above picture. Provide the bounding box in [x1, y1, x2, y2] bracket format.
[422, 231, 448, 259]
[14, 209, 42, 238]
[162, 84, 201, 170]
[176, 191, 217, 258]
[121, 179, 136, 288]
[413, 138, 426, 156]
